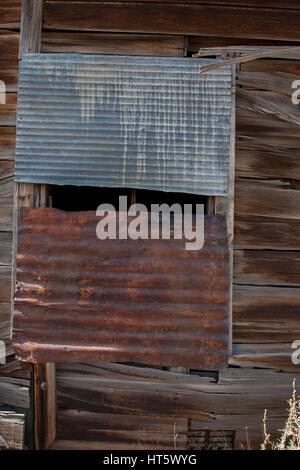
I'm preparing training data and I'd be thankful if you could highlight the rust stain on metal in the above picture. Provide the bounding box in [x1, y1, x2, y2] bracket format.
[13, 208, 229, 368]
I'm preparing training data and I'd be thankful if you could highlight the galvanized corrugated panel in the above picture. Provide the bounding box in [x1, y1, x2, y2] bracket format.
[15, 54, 232, 196]
[13, 208, 229, 367]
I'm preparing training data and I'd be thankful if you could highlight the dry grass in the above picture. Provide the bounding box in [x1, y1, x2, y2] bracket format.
[261, 380, 300, 450]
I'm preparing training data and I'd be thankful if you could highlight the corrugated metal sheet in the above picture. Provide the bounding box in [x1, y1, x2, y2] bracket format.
[15, 54, 232, 196]
[13, 208, 229, 367]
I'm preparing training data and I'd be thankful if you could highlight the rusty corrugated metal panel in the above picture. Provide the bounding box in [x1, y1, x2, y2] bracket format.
[13, 208, 229, 367]
[15, 54, 232, 196]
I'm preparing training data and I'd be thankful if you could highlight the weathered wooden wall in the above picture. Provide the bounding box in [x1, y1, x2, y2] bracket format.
[0, 0, 31, 450]
[232, 58, 300, 372]
[1, 0, 300, 449]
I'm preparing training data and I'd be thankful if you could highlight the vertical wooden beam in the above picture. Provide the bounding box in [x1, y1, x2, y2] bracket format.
[33, 363, 56, 450]
[19, 0, 44, 58]
[16, 0, 56, 450]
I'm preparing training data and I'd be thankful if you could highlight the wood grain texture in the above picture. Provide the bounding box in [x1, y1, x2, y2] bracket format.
[0, 127, 16, 158]
[234, 216, 300, 250]
[19, 0, 43, 57]
[237, 71, 297, 95]
[44, 2, 300, 41]
[54, 362, 300, 448]
[0, 2, 22, 29]
[234, 179, 300, 220]
[230, 343, 299, 372]
[0, 265, 11, 301]
[45, 1, 300, 7]
[233, 250, 300, 286]
[242, 59, 300, 74]
[188, 36, 300, 54]
[237, 88, 300, 127]
[0, 302, 10, 343]
[52, 410, 187, 450]
[0, 93, 17, 126]
[42, 31, 185, 56]
[236, 141, 300, 181]
[237, 109, 300, 140]
[0, 377, 30, 408]
[233, 321, 300, 343]
[0, 69, 18, 93]
[0, 359, 31, 379]
[33, 363, 56, 450]
[233, 285, 300, 322]
[0, 31, 19, 61]
[0, 198, 13, 231]
[0, 233, 13, 265]
[0, 411, 25, 450]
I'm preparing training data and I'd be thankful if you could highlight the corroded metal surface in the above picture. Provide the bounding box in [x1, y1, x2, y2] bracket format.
[16, 54, 232, 196]
[13, 208, 229, 367]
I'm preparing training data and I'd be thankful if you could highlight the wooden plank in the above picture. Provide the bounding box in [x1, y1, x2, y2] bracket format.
[0, 69, 18, 93]
[237, 88, 300, 128]
[233, 285, 300, 322]
[42, 31, 185, 56]
[52, 410, 187, 450]
[233, 321, 300, 343]
[0, 2, 22, 29]
[44, 2, 300, 41]
[0, 93, 17, 126]
[45, 1, 300, 7]
[195, 45, 300, 60]
[236, 141, 300, 181]
[0, 31, 19, 61]
[230, 343, 299, 372]
[0, 161, 14, 197]
[234, 216, 300, 250]
[234, 179, 300, 220]
[237, 71, 297, 95]
[188, 36, 300, 54]
[194, 46, 300, 64]
[0, 358, 31, 379]
[233, 250, 300, 286]
[237, 108, 300, 140]
[0, 127, 16, 158]
[242, 59, 300, 74]
[0, 302, 10, 342]
[0, 266, 11, 301]
[0, 198, 13, 231]
[56, 362, 300, 417]
[0, 379, 30, 409]
[0, 411, 25, 450]
[33, 363, 56, 450]
[19, 0, 43, 57]
[0, 233, 13, 265]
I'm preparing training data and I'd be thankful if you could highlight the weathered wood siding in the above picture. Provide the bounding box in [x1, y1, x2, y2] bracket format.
[0, 0, 30, 451]
[232, 57, 300, 372]
[1, 0, 300, 450]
